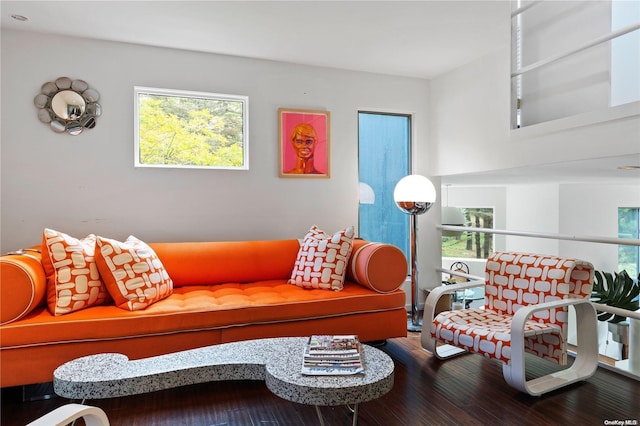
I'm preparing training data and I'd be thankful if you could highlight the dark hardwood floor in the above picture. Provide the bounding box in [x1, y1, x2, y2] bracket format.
[2, 332, 639, 425]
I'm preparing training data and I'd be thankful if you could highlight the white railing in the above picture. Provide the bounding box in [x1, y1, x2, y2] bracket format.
[440, 225, 640, 246]
[511, 0, 543, 18]
[511, 22, 640, 78]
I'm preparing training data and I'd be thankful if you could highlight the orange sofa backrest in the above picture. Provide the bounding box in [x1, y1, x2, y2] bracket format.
[1, 239, 408, 325]
[150, 240, 301, 287]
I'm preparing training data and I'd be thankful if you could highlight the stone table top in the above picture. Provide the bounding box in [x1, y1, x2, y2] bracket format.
[53, 337, 394, 407]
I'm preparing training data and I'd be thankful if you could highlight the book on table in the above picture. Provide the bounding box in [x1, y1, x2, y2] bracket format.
[301, 335, 364, 376]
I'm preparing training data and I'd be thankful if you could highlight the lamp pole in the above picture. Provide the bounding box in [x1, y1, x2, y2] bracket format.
[408, 213, 421, 330]
[393, 174, 436, 332]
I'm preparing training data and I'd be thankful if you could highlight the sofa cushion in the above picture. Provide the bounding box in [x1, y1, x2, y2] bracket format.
[0, 250, 46, 324]
[289, 225, 355, 291]
[0, 280, 406, 349]
[42, 228, 109, 316]
[95, 236, 173, 311]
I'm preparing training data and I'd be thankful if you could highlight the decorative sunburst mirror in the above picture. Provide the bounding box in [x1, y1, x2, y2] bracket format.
[34, 77, 102, 135]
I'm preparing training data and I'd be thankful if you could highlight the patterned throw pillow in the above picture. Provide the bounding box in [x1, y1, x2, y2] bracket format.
[95, 235, 173, 311]
[42, 228, 109, 316]
[289, 225, 355, 291]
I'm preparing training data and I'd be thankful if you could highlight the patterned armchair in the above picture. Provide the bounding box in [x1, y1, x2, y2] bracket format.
[422, 252, 598, 396]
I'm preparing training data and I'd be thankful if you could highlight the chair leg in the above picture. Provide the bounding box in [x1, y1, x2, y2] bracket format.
[503, 301, 599, 396]
[429, 341, 468, 360]
[26, 403, 109, 426]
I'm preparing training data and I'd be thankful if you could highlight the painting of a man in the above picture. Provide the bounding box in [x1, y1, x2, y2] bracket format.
[279, 109, 329, 177]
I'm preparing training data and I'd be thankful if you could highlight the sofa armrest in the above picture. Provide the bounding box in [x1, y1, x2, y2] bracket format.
[1, 249, 46, 324]
[346, 240, 408, 293]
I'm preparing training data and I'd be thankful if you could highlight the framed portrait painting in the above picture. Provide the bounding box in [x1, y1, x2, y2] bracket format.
[279, 108, 330, 178]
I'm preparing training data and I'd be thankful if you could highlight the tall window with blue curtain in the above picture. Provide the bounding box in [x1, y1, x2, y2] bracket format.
[358, 112, 410, 263]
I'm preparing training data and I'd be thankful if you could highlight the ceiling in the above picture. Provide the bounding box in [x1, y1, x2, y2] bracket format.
[2, 1, 638, 186]
[1, 0, 509, 80]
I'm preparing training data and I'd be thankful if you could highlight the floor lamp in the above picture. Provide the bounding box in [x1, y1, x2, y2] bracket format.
[394, 174, 436, 332]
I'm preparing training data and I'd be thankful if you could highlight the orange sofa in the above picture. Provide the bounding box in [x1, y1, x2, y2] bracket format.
[0, 239, 408, 387]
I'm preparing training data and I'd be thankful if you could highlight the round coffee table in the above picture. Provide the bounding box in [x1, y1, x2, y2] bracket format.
[265, 339, 394, 425]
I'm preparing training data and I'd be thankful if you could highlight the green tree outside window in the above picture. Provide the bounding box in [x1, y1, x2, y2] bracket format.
[135, 88, 248, 169]
[442, 208, 494, 259]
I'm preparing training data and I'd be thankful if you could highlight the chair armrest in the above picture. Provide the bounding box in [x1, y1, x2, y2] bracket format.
[421, 280, 485, 350]
[511, 298, 592, 341]
[423, 280, 485, 319]
[506, 298, 598, 395]
[428, 280, 485, 297]
[511, 297, 592, 329]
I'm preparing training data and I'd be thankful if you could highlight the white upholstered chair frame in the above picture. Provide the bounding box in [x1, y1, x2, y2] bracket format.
[421, 264, 599, 396]
[27, 404, 109, 426]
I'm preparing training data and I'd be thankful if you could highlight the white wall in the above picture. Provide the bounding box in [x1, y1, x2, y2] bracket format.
[505, 184, 560, 254]
[427, 48, 512, 177]
[429, 41, 640, 179]
[559, 183, 640, 272]
[1, 29, 432, 260]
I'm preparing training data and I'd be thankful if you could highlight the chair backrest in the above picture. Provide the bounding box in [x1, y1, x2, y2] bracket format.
[484, 252, 594, 364]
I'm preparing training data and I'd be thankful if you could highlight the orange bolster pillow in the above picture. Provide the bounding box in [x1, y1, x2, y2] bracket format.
[0, 250, 46, 324]
[346, 240, 408, 293]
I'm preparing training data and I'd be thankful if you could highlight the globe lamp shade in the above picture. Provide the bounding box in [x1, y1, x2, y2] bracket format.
[394, 175, 437, 215]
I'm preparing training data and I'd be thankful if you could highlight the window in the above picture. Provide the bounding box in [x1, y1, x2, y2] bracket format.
[134, 87, 248, 169]
[619, 207, 639, 277]
[612, 0, 640, 106]
[358, 112, 410, 262]
[442, 208, 494, 259]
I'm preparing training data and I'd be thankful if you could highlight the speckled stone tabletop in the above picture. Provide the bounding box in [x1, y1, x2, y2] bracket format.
[53, 337, 395, 407]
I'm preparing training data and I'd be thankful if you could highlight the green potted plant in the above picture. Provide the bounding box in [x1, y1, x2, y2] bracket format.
[591, 270, 640, 358]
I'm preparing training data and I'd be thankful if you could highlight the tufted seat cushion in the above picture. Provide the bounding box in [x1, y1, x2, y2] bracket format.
[1, 279, 404, 349]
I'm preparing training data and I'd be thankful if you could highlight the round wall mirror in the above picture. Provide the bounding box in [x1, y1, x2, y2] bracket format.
[34, 77, 102, 135]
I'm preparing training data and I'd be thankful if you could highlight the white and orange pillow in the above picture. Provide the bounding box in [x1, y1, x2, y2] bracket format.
[289, 225, 355, 291]
[95, 235, 173, 311]
[41, 228, 109, 316]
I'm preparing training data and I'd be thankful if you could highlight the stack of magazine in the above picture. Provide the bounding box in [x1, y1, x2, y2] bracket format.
[301, 335, 364, 376]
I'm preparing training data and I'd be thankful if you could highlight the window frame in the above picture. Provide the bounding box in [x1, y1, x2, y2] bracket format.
[134, 86, 249, 170]
[357, 111, 412, 264]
